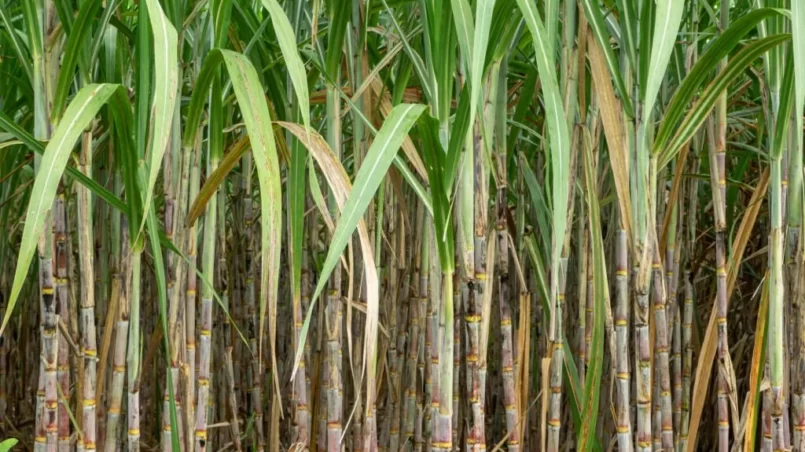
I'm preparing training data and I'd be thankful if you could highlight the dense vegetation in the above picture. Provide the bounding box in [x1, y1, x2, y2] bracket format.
[0, 0, 803, 450]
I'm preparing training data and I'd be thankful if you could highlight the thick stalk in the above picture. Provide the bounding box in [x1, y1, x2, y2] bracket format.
[105, 226, 130, 451]
[325, 287, 343, 452]
[127, 245, 143, 452]
[547, 258, 568, 452]
[466, 121, 487, 451]
[77, 130, 97, 451]
[433, 271, 454, 452]
[614, 229, 633, 452]
[635, 275, 651, 452]
[29, 0, 57, 446]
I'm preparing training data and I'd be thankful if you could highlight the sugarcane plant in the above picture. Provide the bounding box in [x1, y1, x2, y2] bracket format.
[1, 0, 805, 451]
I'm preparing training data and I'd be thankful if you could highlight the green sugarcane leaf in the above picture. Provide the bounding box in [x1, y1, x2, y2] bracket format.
[221, 50, 284, 402]
[642, 0, 684, 120]
[659, 34, 791, 168]
[445, 84, 471, 192]
[515, 0, 570, 340]
[1, 84, 128, 335]
[771, 51, 795, 161]
[520, 152, 552, 258]
[613, 0, 637, 72]
[212, 0, 234, 49]
[418, 112, 455, 269]
[654, 8, 786, 156]
[325, 0, 351, 77]
[579, 0, 633, 117]
[472, 0, 495, 112]
[450, 0, 475, 79]
[0, 438, 18, 452]
[52, 0, 101, 121]
[260, 0, 310, 129]
[0, 7, 32, 82]
[137, 0, 178, 239]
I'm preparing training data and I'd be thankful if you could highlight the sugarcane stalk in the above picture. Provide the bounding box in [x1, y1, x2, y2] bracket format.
[614, 229, 633, 452]
[547, 258, 567, 452]
[105, 224, 130, 451]
[77, 129, 97, 451]
[666, 202, 682, 448]
[771, 154, 786, 452]
[710, 34, 731, 449]
[432, 268, 453, 452]
[185, 139, 201, 444]
[651, 244, 673, 450]
[465, 122, 487, 451]
[53, 194, 70, 452]
[27, 0, 58, 447]
[123, 238, 142, 451]
[195, 80, 222, 451]
[221, 259, 241, 451]
[403, 203, 425, 448]
[425, 223, 439, 448]
[387, 195, 407, 452]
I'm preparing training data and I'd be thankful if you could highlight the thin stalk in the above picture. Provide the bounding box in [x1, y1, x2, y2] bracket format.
[185, 140, 201, 447]
[324, 78, 343, 452]
[403, 202, 425, 446]
[195, 81, 221, 451]
[666, 201, 681, 448]
[770, 156, 785, 452]
[54, 194, 70, 452]
[711, 25, 731, 447]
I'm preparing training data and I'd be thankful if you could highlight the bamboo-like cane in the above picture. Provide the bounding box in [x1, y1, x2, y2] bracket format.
[105, 225, 130, 451]
[614, 229, 633, 452]
[547, 258, 567, 452]
[77, 128, 97, 451]
[652, 245, 673, 450]
[53, 194, 70, 452]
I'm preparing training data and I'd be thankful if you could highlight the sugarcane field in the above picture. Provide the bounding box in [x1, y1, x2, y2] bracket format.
[1, 0, 805, 450]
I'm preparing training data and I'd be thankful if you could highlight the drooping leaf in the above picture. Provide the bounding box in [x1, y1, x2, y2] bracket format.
[260, 0, 310, 129]
[1, 84, 132, 335]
